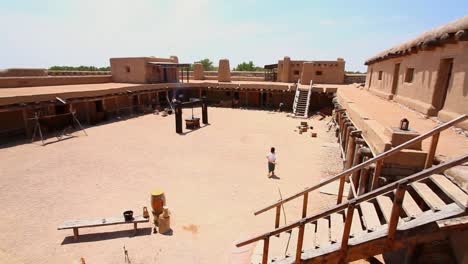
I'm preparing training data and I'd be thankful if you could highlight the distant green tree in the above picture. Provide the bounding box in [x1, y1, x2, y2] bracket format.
[234, 61, 263, 71]
[190, 58, 216, 71]
[345, 71, 365, 74]
[48, 66, 110, 71]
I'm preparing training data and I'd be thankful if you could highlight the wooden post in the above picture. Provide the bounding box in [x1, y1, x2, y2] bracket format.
[371, 159, 383, 190]
[424, 132, 440, 168]
[302, 192, 309, 218]
[262, 236, 270, 264]
[73, 228, 79, 240]
[358, 166, 371, 195]
[387, 181, 407, 248]
[295, 222, 305, 264]
[345, 131, 361, 169]
[275, 205, 281, 229]
[337, 176, 346, 204]
[22, 108, 31, 138]
[340, 201, 356, 263]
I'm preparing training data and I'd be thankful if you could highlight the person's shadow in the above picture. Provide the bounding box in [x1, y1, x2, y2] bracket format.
[269, 175, 280, 180]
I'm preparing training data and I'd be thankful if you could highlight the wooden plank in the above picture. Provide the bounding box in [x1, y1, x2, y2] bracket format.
[329, 213, 344, 243]
[401, 191, 423, 218]
[436, 215, 468, 230]
[430, 174, 468, 208]
[411, 182, 446, 211]
[376, 195, 395, 223]
[360, 201, 381, 232]
[314, 218, 330, 248]
[58, 215, 148, 230]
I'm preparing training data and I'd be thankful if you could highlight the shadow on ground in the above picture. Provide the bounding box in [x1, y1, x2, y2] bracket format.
[61, 227, 152, 245]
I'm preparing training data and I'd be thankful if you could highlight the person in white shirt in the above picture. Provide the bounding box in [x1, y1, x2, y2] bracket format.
[266, 147, 277, 178]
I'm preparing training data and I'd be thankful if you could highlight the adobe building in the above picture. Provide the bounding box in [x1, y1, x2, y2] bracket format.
[266, 56, 345, 84]
[110, 56, 190, 84]
[365, 15, 468, 129]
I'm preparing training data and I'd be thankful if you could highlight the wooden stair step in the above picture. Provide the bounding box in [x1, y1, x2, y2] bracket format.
[412, 182, 446, 211]
[314, 218, 330, 248]
[376, 195, 397, 223]
[329, 213, 344, 243]
[431, 174, 468, 208]
[401, 191, 423, 219]
[360, 201, 381, 232]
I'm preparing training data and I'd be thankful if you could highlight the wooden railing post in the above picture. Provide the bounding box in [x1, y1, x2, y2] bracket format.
[262, 236, 270, 264]
[302, 192, 309, 218]
[340, 200, 356, 263]
[275, 205, 281, 229]
[337, 176, 346, 204]
[424, 132, 440, 168]
[387, 180, 407, 248]
[371, 159, 383, 190]
[295, 221, 306, 264]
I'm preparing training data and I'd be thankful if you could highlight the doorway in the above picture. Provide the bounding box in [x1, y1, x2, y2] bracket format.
[391, 63, 400, 96]
[432, 58, 454, 112]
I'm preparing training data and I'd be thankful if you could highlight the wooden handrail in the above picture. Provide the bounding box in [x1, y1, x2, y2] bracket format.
[237, 153, 468, 248]
[254, 114, 467, 216]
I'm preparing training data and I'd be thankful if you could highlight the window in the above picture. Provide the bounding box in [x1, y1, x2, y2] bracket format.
[405, 68, 415, 83]
[125, 66, 131, 73]
[293, 70, 300, 75]
[316, 71, 323, 76]
[378, 71, 383, 80]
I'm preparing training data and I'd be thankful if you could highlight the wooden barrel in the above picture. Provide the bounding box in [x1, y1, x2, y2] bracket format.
[151, 190, 166, 215]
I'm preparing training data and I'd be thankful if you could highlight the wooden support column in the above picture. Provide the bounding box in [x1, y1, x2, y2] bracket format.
[345, 131, 361, 169]
[371, 159, 383, 190]
[73, 228, 79, 240]
[358, 164, 371, 195]
[275, 205, 281, 229]
[302, 192, 309, 218]
[337, 176, 346, 204]
[340, 201, 356, 263]
[424, 132, 440, 168]
[85, 101, 91, 124]
[387, 181, 407, 248]
[295, 222, 305, 264]
[262, 236, 270, 264]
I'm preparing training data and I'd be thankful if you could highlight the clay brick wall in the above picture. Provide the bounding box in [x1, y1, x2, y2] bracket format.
[366, 42, 468, 129]
[344, 74, 366, 84]
[48, 71, 110, 76]
[0, 76, 112, 88]
[110, 57, 179, 84]
[0, 68, 47, 77]
[278, 57, 345, 84]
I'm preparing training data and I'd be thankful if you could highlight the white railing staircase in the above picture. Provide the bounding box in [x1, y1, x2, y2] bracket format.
[293, 82, 312, 118]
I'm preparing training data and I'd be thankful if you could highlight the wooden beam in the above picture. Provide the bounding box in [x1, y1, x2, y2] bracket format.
[296, 223, 305, 264]
[340, 201, 356, 263]
[387, 181, 407, 248]
[262, 236, 269, 264]
[302, 192, 309, 218]
[275, 205, 281, 229]
[425, 132, 440, 168]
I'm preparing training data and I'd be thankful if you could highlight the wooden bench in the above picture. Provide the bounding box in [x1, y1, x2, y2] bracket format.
[58, 215, 149, 240]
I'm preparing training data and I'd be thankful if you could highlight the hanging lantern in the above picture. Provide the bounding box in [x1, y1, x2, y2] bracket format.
[400, 118, 409, 131]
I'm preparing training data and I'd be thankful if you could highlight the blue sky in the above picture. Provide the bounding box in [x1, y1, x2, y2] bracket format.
[1, 0, 467, 72]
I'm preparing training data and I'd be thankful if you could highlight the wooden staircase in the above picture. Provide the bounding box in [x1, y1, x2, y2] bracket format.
[249, 171, 467, 263]
[293, 87, 311, 118]
[237, 115, 468, 264]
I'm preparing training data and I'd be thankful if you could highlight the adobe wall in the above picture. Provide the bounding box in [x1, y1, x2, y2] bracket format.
[300, 59, 345, 85]
[366, 42, 468, 129]
[0, 68, 47, 77]
[344, 74, 366, 84]
[110, 57, 179, 84]
[0, 76, 112, 88]
[278, 57, 345, 84]
[48, 71, 110, 76]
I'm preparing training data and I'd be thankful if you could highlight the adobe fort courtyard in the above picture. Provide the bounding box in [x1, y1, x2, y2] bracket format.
[0, 14, 467, 264]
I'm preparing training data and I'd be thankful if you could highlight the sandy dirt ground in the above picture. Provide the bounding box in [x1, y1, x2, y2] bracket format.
[0, 108, 342, 264]
[337, 86, 468, 158]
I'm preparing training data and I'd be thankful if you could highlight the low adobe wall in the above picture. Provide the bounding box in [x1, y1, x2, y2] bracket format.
[344, 74, 366, 84]
[48, 71, 111, 76]
[0, 68, 47, 77]
[0, 76, 112, 88]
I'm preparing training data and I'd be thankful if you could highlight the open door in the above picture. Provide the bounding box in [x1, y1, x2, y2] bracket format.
[432, 58, 454, 112]
[391, 63, 400, 96]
